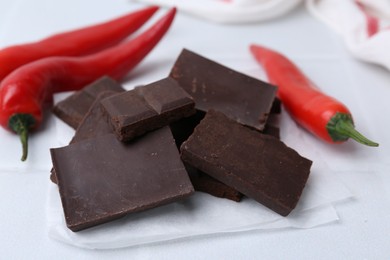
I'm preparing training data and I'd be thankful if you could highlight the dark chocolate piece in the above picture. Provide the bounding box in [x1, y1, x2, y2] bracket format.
[180, 110, 312, 216]
[170, 111, 243, 201]
[169, 110, 278, 201]
[51, 127, 194, 232]
[261, 124, 280, 139]
[50, 91, 117, 184]
[270, 97, 282, 114]
[101, 77, 195, 142]
[49, 170, 57, 183]
[261, 111, 280, 139]
[53, 76, 124, 129]
[169, 49, 277, 131]
[70, 91, 116, 143]
[185, 164, 243, 202]
[170, 110, 276, 200]
[169, 110, 205, 149]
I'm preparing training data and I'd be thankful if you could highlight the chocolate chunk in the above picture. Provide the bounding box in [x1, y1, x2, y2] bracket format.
[270, 97, 282, 114]
[185, 164, 243, 202]
[169, 110, 277, 201]
[70, 91, 117, 143]
[50, 91, 118, 184]
[261, 124, 280, 139]
[53, 76, 124, 129]
[261, 110, 281, 139]
[169, 49, 277, 131]
[51, 127, 194, 232]
[101, 77, 195, 142]
[169, 111, 243, 201]
[170, 110, 277, 201]
[49, 170, 57, 183]
[180, 110, 312, 216]
[169, 110, 205, 149]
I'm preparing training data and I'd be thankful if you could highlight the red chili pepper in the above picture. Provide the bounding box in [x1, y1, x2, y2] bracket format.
[0, 5, 159, 82]
[0, 7, 177, 161]
[250, 44, 378, 147]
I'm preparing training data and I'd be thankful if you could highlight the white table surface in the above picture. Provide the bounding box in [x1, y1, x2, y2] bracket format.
[1, 0, 390, 259]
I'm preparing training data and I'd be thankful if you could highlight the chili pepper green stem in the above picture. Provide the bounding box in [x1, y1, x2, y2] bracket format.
[326, 112, 379, 147]
[8, 114, 36, 161]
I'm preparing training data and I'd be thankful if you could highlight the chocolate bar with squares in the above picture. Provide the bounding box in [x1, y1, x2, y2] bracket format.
[101, 77, 195, 142]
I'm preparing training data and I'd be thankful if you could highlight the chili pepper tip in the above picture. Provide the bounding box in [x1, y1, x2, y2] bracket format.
[8, 114, 36, 161]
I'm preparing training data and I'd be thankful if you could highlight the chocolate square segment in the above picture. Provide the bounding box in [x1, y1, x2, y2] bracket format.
[53, 76, 124, 129]
[51, 127, 194, 232]
[101, 77, 195, 142]
[170, 49, 277, 131]
[180, 110, 312, 216]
